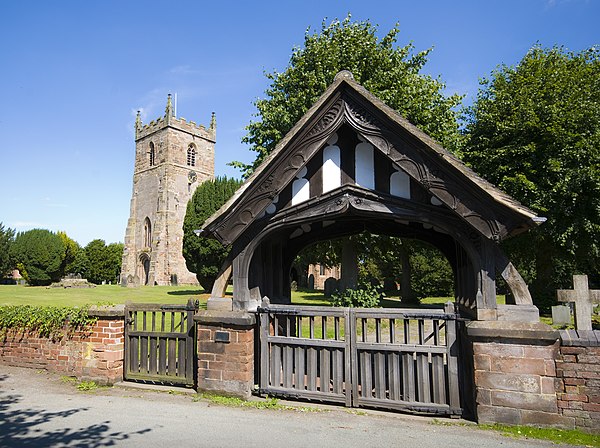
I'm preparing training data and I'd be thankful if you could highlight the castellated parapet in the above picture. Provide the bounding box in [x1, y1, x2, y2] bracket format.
[121, 95, 215, 287]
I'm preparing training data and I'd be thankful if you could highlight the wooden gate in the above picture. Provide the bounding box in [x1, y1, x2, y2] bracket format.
[124, 300, 197, 386]
[257, 304, 463, 415]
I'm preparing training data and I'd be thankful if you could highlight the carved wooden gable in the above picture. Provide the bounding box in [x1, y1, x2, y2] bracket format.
[202, 72, 541, 246]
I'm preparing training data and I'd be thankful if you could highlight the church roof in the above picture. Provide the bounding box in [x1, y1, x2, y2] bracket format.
[201, 71, 543, 246]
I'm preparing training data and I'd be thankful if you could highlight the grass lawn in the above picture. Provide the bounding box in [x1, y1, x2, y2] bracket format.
[0, 284, 210, 307]
[0, 284, 505, 310]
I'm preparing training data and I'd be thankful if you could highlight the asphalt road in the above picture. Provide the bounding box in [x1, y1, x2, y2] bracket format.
[0, 365, 584, 448]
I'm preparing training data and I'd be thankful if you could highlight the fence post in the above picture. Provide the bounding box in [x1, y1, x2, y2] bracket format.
[445, 302, 461, 414]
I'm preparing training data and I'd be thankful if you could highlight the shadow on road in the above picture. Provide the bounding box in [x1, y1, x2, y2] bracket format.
[0, 374, 151, 447]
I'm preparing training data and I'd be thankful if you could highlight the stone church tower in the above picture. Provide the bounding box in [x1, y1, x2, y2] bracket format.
[120, 95, 215, 286]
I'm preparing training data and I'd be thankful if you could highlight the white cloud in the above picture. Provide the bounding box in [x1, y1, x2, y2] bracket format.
[11, 221, 49, 230]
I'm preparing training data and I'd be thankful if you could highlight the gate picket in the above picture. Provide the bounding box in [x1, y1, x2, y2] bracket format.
[258, 305, 463, 416]
[124, 300, 197, 386]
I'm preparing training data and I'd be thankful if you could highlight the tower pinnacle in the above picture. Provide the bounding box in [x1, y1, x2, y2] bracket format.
[135, 110, 142, 134]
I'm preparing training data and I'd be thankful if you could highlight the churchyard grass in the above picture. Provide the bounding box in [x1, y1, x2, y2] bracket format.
[0, 284, 506, 309]
[0, 284, 210, 307]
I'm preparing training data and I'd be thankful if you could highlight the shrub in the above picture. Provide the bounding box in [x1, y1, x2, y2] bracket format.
[331, 283, 382, 308]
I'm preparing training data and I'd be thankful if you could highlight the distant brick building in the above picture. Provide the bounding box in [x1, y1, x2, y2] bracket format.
[120, 96, 215, 286]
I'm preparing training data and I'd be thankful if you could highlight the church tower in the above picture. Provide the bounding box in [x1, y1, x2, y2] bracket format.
[121, 95, 215, 286]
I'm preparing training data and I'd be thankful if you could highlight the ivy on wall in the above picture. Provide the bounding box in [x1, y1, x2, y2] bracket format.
[0, 305, 97, 339]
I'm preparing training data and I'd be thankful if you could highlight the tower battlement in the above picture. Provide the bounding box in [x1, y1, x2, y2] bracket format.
[135, 112, 216, 143]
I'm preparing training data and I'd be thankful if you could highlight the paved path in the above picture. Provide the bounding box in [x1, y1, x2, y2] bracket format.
[0, 365, 584, 448]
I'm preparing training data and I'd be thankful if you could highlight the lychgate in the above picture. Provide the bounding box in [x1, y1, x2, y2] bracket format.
[198, 71, 545, 416]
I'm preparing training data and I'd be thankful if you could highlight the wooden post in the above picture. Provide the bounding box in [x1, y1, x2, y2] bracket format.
[557, 274, 600, 331]
[445, 302, 461, 414]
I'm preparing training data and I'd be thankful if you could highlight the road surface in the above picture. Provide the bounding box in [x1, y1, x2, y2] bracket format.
[0, 365, 584, 448]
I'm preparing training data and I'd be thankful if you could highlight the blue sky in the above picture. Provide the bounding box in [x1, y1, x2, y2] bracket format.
[0, 0, 598, 246]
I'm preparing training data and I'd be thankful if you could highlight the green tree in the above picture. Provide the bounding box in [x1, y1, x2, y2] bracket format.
[0, 222, 15, 279]
[84, 239, 123, 284]
[11, 229, 65, 286]
[58, 231, 81, 276]
[107, 242, 124, 284]
[234, 16, 462, 176]
[183, 177, 242, 291]
[462, 46, 600, 307]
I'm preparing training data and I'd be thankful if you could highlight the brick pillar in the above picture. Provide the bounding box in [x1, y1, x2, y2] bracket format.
[196, 311, 255, 399]
[467, 321, 574, 428]
[556, 333, 600, 431]
[81, 306, 125, 385]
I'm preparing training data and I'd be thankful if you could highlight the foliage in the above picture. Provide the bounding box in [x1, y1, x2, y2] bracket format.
[182, 176, 242, 291]
[462, 45, 600, 306]
[0, 222, 15, 278]
[331, 283, 382, 308]
[83, 240, 123, 285]
[76, 380, 99, 392]
[408, 240, 454, 300]
[10, 229, 65, 286]
[234, 15, 462, 176]
[195, 393, 322, 412]
[58, 231, 81, 276]
[0, 304, 96, 339]
[343, 235, 453, 302]
[295, 240, 342, 270]
[478, 423, 600, 447]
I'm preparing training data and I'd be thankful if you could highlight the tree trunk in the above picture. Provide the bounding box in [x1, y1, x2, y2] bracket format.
[340, 237, 358, 292]
[399, 244, 418, 304]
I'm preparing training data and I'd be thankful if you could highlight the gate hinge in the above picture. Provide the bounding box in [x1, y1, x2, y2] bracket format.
[256, 307, 299, 315]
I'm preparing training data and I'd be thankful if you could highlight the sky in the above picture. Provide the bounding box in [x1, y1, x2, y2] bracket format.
[0, 0, 598, 246]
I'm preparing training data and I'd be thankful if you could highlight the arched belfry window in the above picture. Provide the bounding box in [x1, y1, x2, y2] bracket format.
[144, 217, 152, 248]
[187, 144, 196, 167]
[149, 142, 155, 167]
[187, 144, 196, 166]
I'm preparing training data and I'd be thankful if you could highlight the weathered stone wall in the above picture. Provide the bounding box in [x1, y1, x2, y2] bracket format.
[0, 316, 124, 385]
[196, 311, 255, 399]
[555, 333, 600, 431]
[468, 322, 600, 432]
[468, 321, 571, 427]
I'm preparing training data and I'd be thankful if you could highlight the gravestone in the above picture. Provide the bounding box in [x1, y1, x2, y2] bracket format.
[551, 305, 571, 326]
[324, 277, 338, 297]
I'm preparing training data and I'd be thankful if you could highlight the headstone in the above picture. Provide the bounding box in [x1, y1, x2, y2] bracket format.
[551, 305, 571, 326]
[324, 277, 338, 298]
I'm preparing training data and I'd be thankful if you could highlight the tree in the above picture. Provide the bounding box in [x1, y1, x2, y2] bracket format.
[58, 231, 81, 276]
[84, 239, 123, 284]
[11, 229, 65, 286]
[0, 222, 15, 279]
[234, 16, 462, 176]
[462, 46, 600, 307]
[182, 177, 242, 291]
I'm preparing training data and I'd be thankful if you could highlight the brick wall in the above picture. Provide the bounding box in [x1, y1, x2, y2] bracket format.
[556, 340, 600, 431]
[0, 315, 124, 385]
[196, 311, 255, 398]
